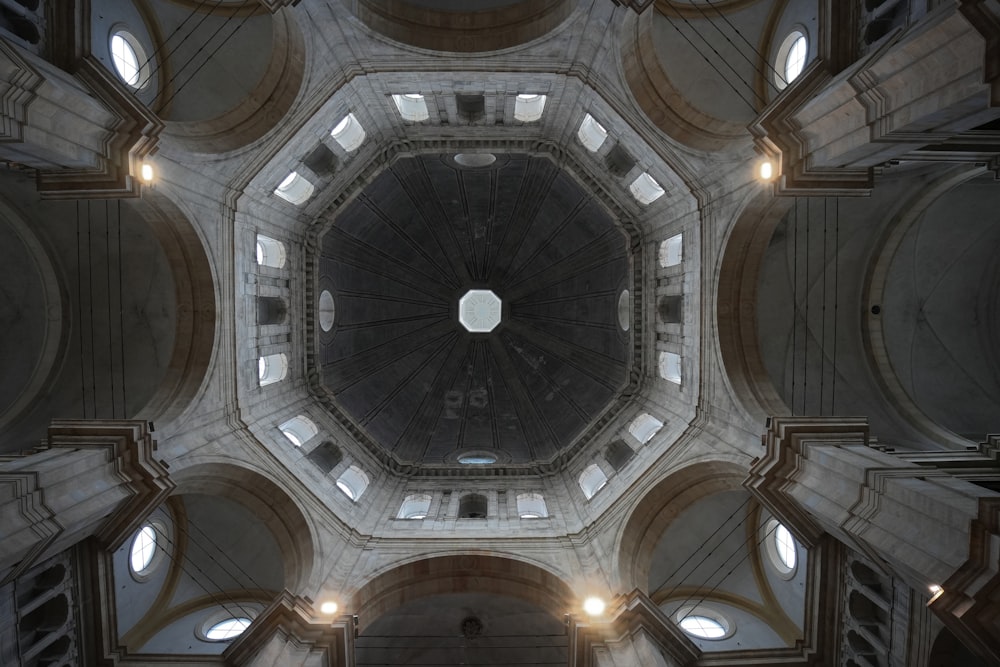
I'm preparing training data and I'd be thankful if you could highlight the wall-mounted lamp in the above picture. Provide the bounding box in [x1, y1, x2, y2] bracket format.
[757, 159, 776, 182]
[320, 601, 339, 614]
[139, 162, 154, 184]
[582, 596, 606, 617]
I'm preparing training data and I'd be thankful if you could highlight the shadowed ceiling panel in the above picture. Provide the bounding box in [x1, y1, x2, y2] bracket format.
[318, 154, 630, 464]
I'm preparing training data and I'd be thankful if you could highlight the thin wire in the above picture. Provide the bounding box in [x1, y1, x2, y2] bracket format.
[820, 197, 828, 416]
[147, 520, 259, 623]
[117, 200, 128, 418]
[183, 513, 269, 593]
[804, 197, 811, 416]
[156, 6, 257, 112]
[133, 0, 217, 75]
[791, 198, 798, 416]
[134, 0, 236, 91]
[76, 201, 86, 419]
[105, 200, 116, 419]
[87, 202, 98, 419]
[661, 14, 761, 112]
[650, 495, 753, 600]
[832, 197, 840, 415]
[702, 0, 787, 85]
[678, 521, 782, 623]
[686, 1, 780, 93]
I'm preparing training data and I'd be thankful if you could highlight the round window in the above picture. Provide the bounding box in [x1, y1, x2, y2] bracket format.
[675, 606, 733, 640]
[774, 30, 808, 90]
[763, 518, 799, 576]
[110, 30, 151, 90]
[319, 290, 336, 332]
[205, 617, 252, 640]
[130, 525, 157, 573]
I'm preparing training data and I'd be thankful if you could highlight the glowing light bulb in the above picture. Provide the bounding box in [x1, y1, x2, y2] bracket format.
[582, 596, 605, 617]
[758, 159, 774, 181]
[140, 162, 154, 183]
[320, 601, 338, 614]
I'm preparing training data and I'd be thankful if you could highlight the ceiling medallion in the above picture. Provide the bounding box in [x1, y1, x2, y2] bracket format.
[459, 289, 502, 333]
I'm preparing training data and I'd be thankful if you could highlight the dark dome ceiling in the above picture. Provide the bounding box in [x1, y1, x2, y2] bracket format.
[315, 154, 632, 465]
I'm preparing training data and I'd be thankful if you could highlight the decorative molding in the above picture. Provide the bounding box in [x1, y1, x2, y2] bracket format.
[224, 591, 354, 667]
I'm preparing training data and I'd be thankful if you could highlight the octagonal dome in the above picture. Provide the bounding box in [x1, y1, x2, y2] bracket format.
[315, 154, 635, 466]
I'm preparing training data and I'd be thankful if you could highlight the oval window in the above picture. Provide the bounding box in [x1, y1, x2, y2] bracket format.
[205, 617, 252, 640]
[110, 31, 150, 90]
[129, 524, 157, 574]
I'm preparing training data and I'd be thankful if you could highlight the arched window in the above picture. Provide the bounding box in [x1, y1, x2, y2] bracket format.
[330, 113, 366, 152]
[514, 93, 546, 122]
[336, 465, 369, 500]
[319, 290, 336, 332]
[659, 233, 683, 267]
[398, 494, 432, 519]
[274, 171, 314, 206]
[110, 30, 150, 90]
[577, 113, 608, 152]
[258, 353, 288, 386]
[458, 493, 488, 518]
[659, 351, 682, 384]
[516, 492, 548, 518]
[278, 415, 318, 446]
[255, 234, 286, 269]
[629, 413, 663, 444]
[629, 171, 665, 205]
[392, 93, 430, 121]
[579, 464, 608, 499]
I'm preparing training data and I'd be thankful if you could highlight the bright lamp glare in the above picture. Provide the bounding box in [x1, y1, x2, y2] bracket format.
[140, 163, 154, 183]
[758, 160, 774, 181]
[583, 596, 606, 616]
[320, 601, 338, 614]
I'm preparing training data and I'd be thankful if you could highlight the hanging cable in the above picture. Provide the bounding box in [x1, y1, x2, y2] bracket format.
[104, 201, 116, 419]
[649, 495, 754, 601]
[832, 197, 840, 415]
[660, 13, 761, 112]
[677, 520, 781, 624]
[76, 201, 86, 419]
[117, 200, 128, 418]
[685, 0, 782, 94]
[134, 0, 237, 91]
[156, 5, 258, 113]
[148, 518, 261, 623]
[803, 197, 811, 416]
[181, 513, 270, 594]
[701, 0, 788, 87]
[791, 198, 798, 415]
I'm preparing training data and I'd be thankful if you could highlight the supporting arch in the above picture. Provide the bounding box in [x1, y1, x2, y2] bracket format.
[616, 460, 747, 591]
[349, 554, 575, 633]
[130, 190, 217, 426]
[169, 462, 315, 592]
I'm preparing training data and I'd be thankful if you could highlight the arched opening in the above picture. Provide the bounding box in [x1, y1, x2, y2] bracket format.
[256, 297, 287, 326]
[459, 493, 488, 519]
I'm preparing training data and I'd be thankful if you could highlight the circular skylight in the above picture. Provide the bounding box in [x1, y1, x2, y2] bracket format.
[459, 289, 502, 333]
[784, 33, 807, 83]
[319, 290, 335, 331]
[458, 453, 497, 465]
[129, 524, 157, 573]
[774, 523, 797, 569]
[679, 614, 727, 639]
[454, 153, 497, 168]
[205, 617, 252, 640]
